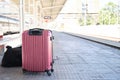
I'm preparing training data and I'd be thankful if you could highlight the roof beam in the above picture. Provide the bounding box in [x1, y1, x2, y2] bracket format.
[53, 0, 56, 6]
[42, 5, 63, 10]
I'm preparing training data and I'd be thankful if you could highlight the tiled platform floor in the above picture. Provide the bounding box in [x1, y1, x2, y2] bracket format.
[0, 31, 120, 80]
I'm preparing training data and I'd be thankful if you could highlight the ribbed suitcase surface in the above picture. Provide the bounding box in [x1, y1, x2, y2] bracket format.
[22, 29, 52, 72]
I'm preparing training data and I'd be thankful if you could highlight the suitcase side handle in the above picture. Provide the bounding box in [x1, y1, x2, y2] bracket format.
[50, 36, 54, 40]
[29, 28, 43, 35]
[49, 30, 54, 40]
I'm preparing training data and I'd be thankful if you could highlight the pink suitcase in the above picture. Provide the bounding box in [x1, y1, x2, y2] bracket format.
[22, 28, 54, 76]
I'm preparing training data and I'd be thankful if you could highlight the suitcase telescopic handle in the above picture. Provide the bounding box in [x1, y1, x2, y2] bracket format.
[29, 28, 44, 35]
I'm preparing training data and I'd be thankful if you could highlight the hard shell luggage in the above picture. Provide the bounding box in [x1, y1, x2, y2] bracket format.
[22, 28, 54, 76]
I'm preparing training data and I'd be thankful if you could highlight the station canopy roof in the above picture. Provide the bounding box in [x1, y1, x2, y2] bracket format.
[11, 0, 67, 21]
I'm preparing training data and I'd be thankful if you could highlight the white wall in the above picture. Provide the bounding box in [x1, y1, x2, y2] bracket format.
[64, 25, 120, 38]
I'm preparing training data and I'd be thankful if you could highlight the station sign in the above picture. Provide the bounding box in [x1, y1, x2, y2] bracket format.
[44, 16, 51, 19]
[43, 16, 51, 22]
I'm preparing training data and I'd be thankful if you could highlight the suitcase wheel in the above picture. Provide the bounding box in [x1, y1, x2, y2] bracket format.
[46, 70, 51, 76]
[51, 69, 54, 72]
[22, 69, 27, 73]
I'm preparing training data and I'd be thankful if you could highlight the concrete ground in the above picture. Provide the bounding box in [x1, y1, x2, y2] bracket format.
[0, 31, 120, 80]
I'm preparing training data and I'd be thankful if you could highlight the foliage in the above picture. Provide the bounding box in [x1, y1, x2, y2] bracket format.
[78, 15, 93, 26]
[99, 2, 119, 25]
[78, 2, 120, 26]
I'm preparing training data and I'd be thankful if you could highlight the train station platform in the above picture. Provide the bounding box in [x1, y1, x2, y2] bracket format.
[66, 32, 120, 48]
[0, 31, 120, 80]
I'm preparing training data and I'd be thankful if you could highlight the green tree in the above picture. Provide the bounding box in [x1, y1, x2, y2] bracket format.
[78, 15, 93, 26]
[99, 2, 119, 25]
